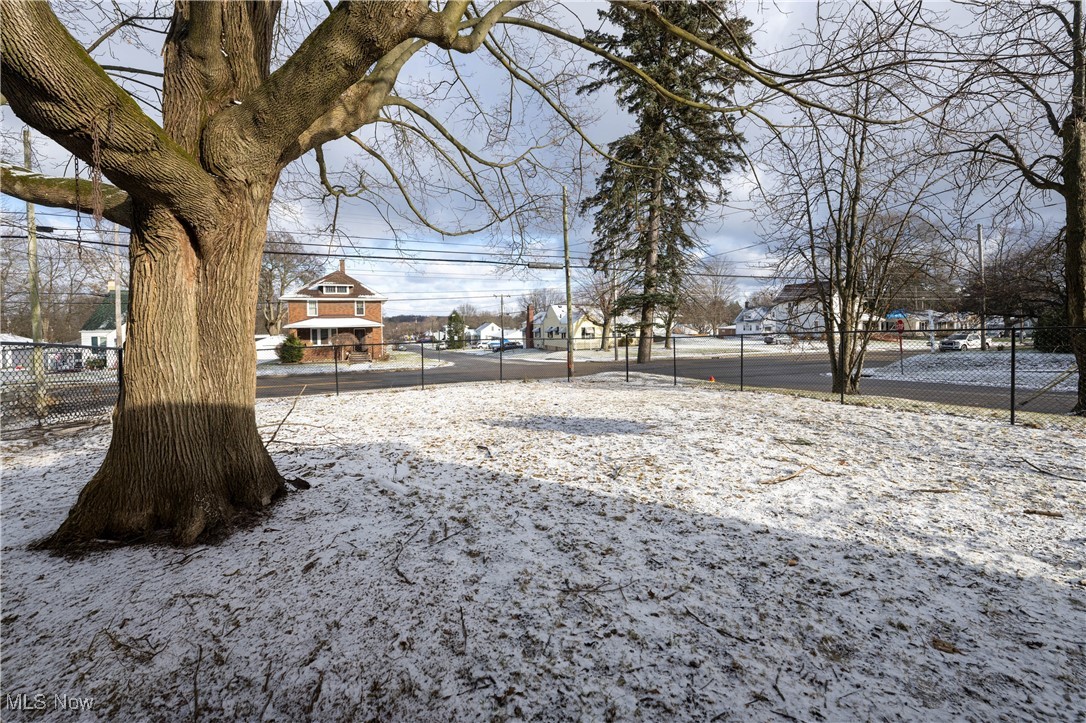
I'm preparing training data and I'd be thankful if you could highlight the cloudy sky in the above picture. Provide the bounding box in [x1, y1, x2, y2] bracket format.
[2, 2, 862, 319]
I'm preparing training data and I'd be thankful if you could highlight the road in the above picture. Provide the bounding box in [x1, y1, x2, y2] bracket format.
[256, 347, 1080, 419]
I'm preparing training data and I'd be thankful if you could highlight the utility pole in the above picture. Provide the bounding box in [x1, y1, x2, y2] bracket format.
[978, 224, 986, 349]
[563, 187, 573, 381]
[24, 128, 47, 419]
[497, 293, 504, 382]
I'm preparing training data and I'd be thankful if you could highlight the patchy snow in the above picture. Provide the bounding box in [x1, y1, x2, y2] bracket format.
[256, 350, 450, 377]
[865, 350, 1079, 392]
[2, 377, 1084, 721]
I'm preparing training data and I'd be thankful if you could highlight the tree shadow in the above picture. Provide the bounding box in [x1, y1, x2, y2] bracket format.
[486, 415, 655, 436]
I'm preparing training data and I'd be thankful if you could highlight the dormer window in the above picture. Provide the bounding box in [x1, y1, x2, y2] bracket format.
[318, 284, 351, 294]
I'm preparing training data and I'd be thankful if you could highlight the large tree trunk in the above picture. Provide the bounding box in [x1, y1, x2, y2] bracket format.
[44, 187, 286, 546]
[637, 170, 665, 364]
[1064, 115, 1086, 414]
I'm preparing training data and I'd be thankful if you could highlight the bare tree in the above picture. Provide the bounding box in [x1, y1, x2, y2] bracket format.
[259, 232, 326, 335]
[575, 267, 634, 351]
[519, 287, 562, 315]
[761, 24, 953, 394]
[936, 1, 1085, 412]
[680, 257, 741, 335]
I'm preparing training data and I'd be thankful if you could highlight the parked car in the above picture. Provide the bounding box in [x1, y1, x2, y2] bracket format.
[47, 351, 83, 372]
[763, 334, 791, 345]
[435, 341, 448, 350]
[485, 341, 501, 351]
[492, 340, 523, 352]
[939, 331, 990, 351]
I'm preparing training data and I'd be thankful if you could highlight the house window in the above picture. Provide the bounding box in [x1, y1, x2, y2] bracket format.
[582, 327, 595, 339]
[90, 336, 100, 350]
[354, 300, 365, 316]
[307, 300, 318, 316]
[310, 328, 332, 345]
[319, 284, 350, 294]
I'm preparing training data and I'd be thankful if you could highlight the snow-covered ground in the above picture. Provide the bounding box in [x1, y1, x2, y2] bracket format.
[2, 376, 1084, 721]
[866, 350, 1079, 392]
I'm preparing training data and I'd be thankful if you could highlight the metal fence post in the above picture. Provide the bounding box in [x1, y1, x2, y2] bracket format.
[739, 334, 744, 391]
[1010, 332, 1016, 425]
[625, 337, 630, 382]
[672, 337, 677, 386]
[420, 342, 425, 390]
[333, 344, 340, 396]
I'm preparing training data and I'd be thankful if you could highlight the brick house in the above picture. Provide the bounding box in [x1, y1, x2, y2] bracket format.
[280, 261, 386, 361]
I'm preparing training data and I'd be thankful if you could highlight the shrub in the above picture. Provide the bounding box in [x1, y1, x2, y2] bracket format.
[276, 334, 305, 363]
[1033, 308, 1072, 353]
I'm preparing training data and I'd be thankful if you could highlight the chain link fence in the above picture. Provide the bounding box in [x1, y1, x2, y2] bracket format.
[1, 342, 121, 437]
[663, 326, 1084, 430]
[4, 328, 1083, 438]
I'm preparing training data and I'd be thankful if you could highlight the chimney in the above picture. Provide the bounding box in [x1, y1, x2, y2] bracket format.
[339, 259, 345, 274]
[525, 305, 535, 349]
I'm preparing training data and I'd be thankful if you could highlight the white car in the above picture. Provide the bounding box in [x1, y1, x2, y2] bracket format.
[939, 331, 990, 351]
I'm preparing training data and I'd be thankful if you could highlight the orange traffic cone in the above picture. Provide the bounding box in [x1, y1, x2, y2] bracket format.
[709, 376, 716, 382]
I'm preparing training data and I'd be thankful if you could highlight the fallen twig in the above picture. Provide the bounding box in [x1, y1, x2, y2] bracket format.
[459, 605, 468, 655]
[1016, 459, 1086, 483]
[684, 606, 753, 644]
[761, 466, 813, 485]
[1023, 509, 1065, 518]
[192, 644, 202, 723]
[428, 522, 472, 547]
[911, 488, 958, 494]
[389, 516, 432, 585]
[266, 385, 307, 446]
[760, 461, 844, 485]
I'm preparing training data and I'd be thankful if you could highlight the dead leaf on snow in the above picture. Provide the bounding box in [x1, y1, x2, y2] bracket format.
[932, 638, 962, 655]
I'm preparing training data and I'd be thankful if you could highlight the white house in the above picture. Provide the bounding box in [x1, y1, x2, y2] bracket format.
[474, 322, 523, 344]
[79, 286, 128, 355]
[734, 306, 773, 336]
[533, 305, 607, 351]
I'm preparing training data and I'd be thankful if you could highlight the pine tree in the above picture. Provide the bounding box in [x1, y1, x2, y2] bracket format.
[580, 2, 751, 362]
[447, 310, 466, 350]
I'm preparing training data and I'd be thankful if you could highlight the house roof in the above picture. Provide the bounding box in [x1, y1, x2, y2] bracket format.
[735, 306, 770, 323]
[283, 317, 383, 329]
[80, 289, 129, 332]
[0, 333, 33, 343]
[281, 265, 386, 302]
[773, 282, 825, 304]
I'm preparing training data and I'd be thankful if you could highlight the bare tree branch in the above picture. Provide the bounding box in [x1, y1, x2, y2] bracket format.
[1, 164, 133, 228]
[1, 2, 221, 232]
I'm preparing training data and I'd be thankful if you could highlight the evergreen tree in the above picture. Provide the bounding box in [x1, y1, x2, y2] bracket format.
[447, 310, 466, 350]
[580, 2, 751, 362]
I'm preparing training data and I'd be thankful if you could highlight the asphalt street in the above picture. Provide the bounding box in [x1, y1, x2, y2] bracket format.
[255, 347, 1080, 419]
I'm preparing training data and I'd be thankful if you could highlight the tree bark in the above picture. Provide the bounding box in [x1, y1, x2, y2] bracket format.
[637, 169, 664, 364]
[44, 187, 285, 546]
[1063, 116, 1086, 414]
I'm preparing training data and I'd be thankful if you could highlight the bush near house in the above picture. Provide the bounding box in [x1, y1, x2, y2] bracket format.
[276, 335, 305, 363]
